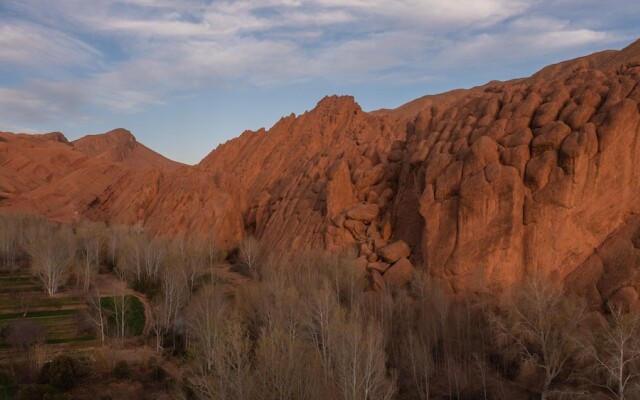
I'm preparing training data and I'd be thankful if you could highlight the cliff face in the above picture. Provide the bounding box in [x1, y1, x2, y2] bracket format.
[2, 39, 640, 303]
[197, 95, 406, 250]
[398, 53, 640, 294]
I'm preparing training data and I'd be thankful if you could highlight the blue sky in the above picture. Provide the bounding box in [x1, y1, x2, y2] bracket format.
[0, 0, 638, 164]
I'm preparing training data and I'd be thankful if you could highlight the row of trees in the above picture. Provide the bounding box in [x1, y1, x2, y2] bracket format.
[0, 213, 77, 295]
[0, 213, 219, 296]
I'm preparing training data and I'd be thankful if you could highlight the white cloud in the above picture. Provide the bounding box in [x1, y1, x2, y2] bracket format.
[0, 0, 634, 123]
[0, 82, 89, 123]
[436, 15, 618, 68]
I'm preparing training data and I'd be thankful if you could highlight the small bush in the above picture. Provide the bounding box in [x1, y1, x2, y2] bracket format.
[5, 320, 45, 350]
[131, 277, 161, 300]
[0, 371, 11, 386]
[40, 355, 82, 391]
[113, 360, 129, 380]
[149, 364, 166, 383]
[17, 384, 63, 400]
[0, 370, 17, 400]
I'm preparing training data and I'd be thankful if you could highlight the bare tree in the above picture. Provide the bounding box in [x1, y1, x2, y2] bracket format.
[253, 325, 327, 400]
[106, 225, 121, 269]
[186, 288, 253, 400]
[143, 237, 164, 283]
[303, 279, 341, 376]
[324, 250, 364, 310]
[26, 227, 75, 295]
[85, 289, 107, 344]
[218, 313, 254, 400]
[152, 262, 189, 353]
[402, 328, 435, 400]
[205, 231, 220, 269]
[490, 276, 585, 400]
[104, 268, 130, 343]
[15, 289, 36, 317]
[151, 301, 169, 354]
[170, 236, 206, 296]
[332, 312, 396, 400]
[239, 236, 260, 274]
[578, 306, 640, 399]
[76, 222, 105, 293]
[394, 269, 452, 400]
[0, 214, 20, 271]
[186, 287, 229, 374]
[116, 231, 146, 283]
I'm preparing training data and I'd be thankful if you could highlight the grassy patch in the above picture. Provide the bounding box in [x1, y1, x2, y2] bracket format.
[0, 285, 40, 294]
[101, 295, 145, 336]
[47, 336, 95, 344]
[0, 296, 83, 312]
[0, 309, 76, 321]
[0, 269, 103, 356]
[0, 385, 17, 400]
[0, 277, 41, 293]
[0, 276, 35, 285]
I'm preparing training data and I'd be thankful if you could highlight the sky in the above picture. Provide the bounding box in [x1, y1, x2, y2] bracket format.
[0, 1, 638, 164]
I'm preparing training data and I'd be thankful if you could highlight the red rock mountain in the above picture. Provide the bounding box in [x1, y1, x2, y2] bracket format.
[2, 39, 640, 307]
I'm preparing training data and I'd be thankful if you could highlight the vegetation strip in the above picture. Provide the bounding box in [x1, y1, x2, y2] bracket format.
[0, 309, 77, 320]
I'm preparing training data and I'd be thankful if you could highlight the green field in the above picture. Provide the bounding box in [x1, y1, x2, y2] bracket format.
[0, 276, 40, 293]
[101, 295, 146, 336]
[0, 272, 147, 361]
[0, 275, 96, 354]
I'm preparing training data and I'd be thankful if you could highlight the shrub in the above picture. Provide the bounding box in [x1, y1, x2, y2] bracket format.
[0, 371, 11, 386]
[17, 384, 63, 400]
[0, 370, 17, 400]
[40, 355, 82, 391]
[113, 360, 129, 380]
[148, 363, 166, 383]
[5, 320, 45, 350]
[131, 277, 161, 300]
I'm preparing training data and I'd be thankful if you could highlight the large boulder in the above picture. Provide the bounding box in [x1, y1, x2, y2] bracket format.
[367, 261, 391, 274]
[347, 203, 380, 222]
[370, 269, 387, 292]
[378, 240, 411, 263]
[383, 257, 414, 291]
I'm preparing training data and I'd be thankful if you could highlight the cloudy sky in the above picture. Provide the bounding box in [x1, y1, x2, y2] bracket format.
[1, 0, 638, 163]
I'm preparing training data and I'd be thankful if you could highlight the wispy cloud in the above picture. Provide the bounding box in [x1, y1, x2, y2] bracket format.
[0, 21, 101, 71]
[0, 0, 635, 129]
[437, 16, 618, 67]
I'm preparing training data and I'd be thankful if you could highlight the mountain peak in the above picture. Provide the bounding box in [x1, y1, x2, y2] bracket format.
[72, 128, 138, 161]
[104, 128, 137, 142]
[315, 95, 361, 114]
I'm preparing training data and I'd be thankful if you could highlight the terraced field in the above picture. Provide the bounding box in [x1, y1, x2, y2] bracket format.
[0, 273, 99, 354]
